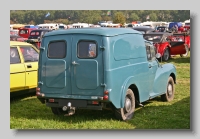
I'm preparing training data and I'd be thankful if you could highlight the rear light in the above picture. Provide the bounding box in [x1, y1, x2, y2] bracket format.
[36, 87, 45, 97]
[104, 90, 109, 95]
[103, 90, 109, 100]
[49, 99, 54, 102]
[103, 95, 108, 100]
[92, 101, 99, 104]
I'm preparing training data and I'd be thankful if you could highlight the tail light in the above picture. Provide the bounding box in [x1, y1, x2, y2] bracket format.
[36, 87, 45, 97]
[103, 90, 109, 100]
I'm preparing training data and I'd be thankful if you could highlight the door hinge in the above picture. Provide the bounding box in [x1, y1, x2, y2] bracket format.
[38, 81, 43, 85]
[100, 46, 105, 50]
[101, 83, 106, 87]
[40, 47, 45, 50]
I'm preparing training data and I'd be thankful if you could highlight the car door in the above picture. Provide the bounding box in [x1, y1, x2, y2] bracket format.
[71, 35, 104, 96]
[10, 46, 26, 92]
[170, 35, 186, 55]
[146, 43, 159, 97]
[19, 45, 39, 90]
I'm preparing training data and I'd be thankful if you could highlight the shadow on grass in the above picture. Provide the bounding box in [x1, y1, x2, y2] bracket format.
[160, 54, 190, 64]
[10, 95, 190, 129]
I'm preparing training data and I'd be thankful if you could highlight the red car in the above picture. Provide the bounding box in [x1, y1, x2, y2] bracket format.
[178, 25, 190, 34]
[143, 32, 190, 61]
[18, 28, 37, 41]
[10, 35, 25, 42]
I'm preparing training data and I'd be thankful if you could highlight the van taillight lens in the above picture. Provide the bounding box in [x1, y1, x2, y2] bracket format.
[36, 87, 40, 91]
[104, 90, 109, 95]
[103, 90, 109, 100]
[36, 87, 41, 96]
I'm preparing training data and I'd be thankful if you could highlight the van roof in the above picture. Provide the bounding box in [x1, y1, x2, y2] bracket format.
[44, 28, 142, 37]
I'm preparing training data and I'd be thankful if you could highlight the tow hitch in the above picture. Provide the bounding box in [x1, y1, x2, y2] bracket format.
[63, 102, 76, 116]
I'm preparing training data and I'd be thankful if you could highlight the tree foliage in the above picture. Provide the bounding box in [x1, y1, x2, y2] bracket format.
[10, 10, 190, 25]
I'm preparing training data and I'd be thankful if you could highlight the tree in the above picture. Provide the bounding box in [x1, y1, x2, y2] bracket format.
[129, 13, 139, 22]
[149, 13, 158, 21]
[113, 12, 126, 25]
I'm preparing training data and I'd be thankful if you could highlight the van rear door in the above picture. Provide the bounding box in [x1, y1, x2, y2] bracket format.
[71, 35, 104, 96]
[39, 35, 72, 96]
[39, 34, 104, 97]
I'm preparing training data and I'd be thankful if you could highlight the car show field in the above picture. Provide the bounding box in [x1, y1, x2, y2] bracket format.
[10, 10, 191, 129]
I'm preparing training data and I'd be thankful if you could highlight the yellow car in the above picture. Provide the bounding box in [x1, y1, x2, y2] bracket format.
[10, 41, 39, 96]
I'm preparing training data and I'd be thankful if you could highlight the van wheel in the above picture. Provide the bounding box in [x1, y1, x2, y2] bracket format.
[180, 45, 189, 57]
[114, 89, 135, 121]
[162, 48, 170, 61]
[51, 107, 64, 115]
[161, 76, 175, 102]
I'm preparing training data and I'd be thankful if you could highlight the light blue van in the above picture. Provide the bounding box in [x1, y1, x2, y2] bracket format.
[36, 28, 176, 121]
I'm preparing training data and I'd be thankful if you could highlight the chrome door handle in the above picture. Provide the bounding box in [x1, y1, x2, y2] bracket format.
[149, 64, 152, 68]
[72, 61, 79, 65]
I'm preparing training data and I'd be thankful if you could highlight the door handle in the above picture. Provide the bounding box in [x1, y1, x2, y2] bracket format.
[149, 64, 152, 68]
[27, 64, 32, 68]
[72, 61, 79, 65]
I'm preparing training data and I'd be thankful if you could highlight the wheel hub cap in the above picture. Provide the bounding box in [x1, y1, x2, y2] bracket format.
[168, 84, 173, 96]
[125, 97, 131, 113]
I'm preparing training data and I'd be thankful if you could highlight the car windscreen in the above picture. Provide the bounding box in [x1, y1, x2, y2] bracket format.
[143, 35, 163, 42]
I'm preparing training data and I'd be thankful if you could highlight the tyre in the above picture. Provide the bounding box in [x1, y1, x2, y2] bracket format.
[161, 76, 175, 102]
[162, 48, 170, 61]
[115, 89, 135, 121]
[180, 45, 189, 57]
[51, 107, 65, 115]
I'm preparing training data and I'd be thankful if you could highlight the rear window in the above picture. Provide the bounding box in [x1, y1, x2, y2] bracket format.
[19, 29, 28, 34]
[48, 41, 66, 58]
[30, 31, 40, 36]
[77, 41, 97, 58]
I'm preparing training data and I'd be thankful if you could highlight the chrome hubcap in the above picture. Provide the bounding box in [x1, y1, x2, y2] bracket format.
[168, 84, 173, 96]
[125, 97, 131, 113]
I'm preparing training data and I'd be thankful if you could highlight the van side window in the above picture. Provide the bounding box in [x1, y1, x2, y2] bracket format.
[48, 41, 66, 59]
[78, 41, 97, 58]
[10, 47, 21, 64]
[146, 43, 156, 61]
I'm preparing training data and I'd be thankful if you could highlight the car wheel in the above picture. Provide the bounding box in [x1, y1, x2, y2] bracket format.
[114, 89, 135, 121]
[161, 76, 175, 102]
[180, 45, 189, 57]
[51, 107, 65, 115]
[162, 48, 170, 61]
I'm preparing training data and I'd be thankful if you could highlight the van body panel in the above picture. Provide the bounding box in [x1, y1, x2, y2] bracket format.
[37, 28, 176, 116]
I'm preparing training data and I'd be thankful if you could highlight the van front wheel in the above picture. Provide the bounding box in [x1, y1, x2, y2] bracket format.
[114, 89, 135, 121]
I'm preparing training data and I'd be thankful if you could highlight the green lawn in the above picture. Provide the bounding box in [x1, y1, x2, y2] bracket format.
[10, 53, 190, 129]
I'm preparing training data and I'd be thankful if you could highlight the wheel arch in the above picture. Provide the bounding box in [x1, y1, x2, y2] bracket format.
[170, 73, 176, 84]
[120, 76, 140, 108]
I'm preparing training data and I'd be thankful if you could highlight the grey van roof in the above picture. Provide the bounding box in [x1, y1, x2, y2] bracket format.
[44, 27, 142, 37]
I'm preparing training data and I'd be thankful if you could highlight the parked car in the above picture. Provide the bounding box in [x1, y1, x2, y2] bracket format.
[143, 32, 190, 61]
[10, 41, 39, 97]
[36, 28, 176, 121]
[10, 35, 25, 42]
[10, 30, 19, 35]
[25, 29, 52, 49]
[132, 26, 155, 34]
[18, 28, 37, 41]
[156, 26, 168, 32]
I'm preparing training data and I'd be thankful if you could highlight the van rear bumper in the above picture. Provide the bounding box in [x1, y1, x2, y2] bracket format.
[39, 98, 107, 110]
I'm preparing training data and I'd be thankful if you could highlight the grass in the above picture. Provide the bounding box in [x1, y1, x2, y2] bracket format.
[10, 53, 190, 129]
